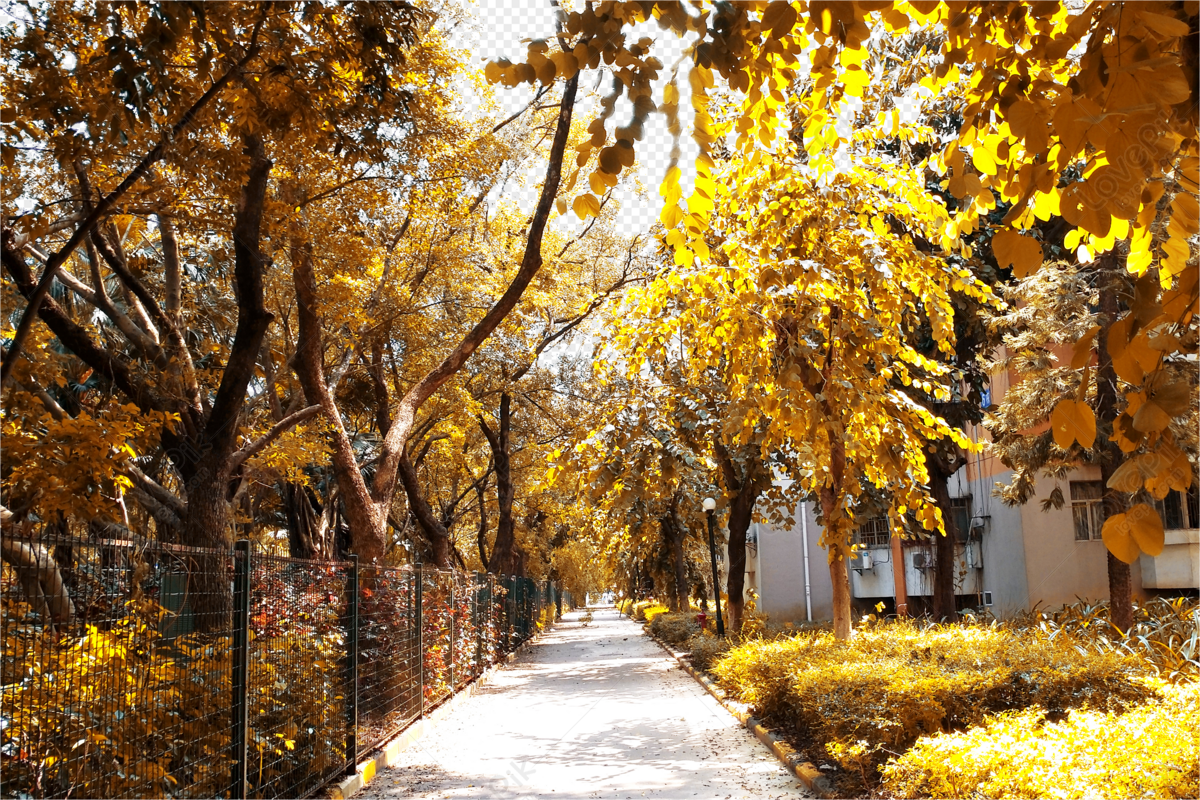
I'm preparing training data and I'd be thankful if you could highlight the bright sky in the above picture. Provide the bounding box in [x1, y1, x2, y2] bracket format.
[452, 0, 701, 238]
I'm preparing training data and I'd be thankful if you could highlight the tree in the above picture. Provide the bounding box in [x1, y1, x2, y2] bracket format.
[494, 0, 1199, 580]
[3, 3, 451, 622]
[987, 254, 1197, 630]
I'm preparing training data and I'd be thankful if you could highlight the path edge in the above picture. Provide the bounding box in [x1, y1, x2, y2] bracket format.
[643, 628, 837, 799]
[327, 624, 555, 799]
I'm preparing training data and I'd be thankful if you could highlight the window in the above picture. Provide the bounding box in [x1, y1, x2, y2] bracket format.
[1189, 484, 1199, 530]
[1070, 481, 1106, 541]
[1158, 489, 1185, 530]
[949, 496, 972, 542]
[1156, 486, 1200, 530]
[855, 516, 890, 547]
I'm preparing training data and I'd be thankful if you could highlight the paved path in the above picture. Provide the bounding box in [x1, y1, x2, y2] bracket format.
[359, 606, 809, 800]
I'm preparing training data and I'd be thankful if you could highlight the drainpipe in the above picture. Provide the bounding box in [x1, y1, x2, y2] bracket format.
[800, 501, 813, 622]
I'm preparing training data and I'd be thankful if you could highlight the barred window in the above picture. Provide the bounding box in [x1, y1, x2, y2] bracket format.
[855, 516, 890, 547]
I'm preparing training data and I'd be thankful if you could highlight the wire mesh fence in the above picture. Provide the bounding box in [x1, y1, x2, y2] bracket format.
[1, 535, 571, 799]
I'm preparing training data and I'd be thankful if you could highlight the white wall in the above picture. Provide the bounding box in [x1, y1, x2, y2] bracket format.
[755, 501, 835, 623]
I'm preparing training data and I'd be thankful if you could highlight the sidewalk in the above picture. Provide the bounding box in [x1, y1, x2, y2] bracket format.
[358, 607, 810, 799]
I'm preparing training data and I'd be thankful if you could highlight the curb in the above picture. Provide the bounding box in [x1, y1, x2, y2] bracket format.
[645, 630, 837, 799]
[327, 623, 555, 799]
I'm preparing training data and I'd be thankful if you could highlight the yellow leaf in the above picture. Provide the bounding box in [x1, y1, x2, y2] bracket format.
[572, 193, 601, 220]
[1107, 458, 1146, 493]
[1131, 400, 1171, 433]
[1126, 503, 1165, 556]
[1072, 401, 1097, 449]
[1137, 9, 1191, 37]
[1070, 325, 1100, 369]
[1170, 192, 1199, 235]
[1148, 379, 1191, 417]
[1101, 513, 1142, 564]
[972, 145, 997, 176]
[992, 230, 1043, 278]
[1049, 400, 1076, 449]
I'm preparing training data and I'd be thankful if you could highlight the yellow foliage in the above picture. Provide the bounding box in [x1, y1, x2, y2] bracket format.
[881, 681, 1200, 800]
[713, 618, 1156, 793]
[1, 588, 347, 798]
[633, 601, 669, 623]
[1, 598, 233, 798]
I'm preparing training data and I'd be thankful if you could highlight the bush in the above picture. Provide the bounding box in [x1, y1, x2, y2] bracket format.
[880, 680, 1200, 799]
[648, 612, 699, 645]
[633, 600, 669, 622]
[686, 632, 731, 672]
[1010, 596, 1200, 681]
[712, 618, 1156, 794]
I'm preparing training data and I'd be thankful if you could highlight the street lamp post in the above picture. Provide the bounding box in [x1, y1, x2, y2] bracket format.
[703, 497, 725, 637]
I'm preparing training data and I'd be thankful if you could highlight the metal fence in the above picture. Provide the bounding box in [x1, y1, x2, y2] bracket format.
[0, 535, 571, 799]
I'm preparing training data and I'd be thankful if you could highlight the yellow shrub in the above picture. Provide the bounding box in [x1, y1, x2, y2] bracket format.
[881, 680, 1200, 799]
[636, 601, 670, 623]
[648, 612, 699, 645]
[686, 632, 731, 672]
[712, 619, 1155, 790]
[1, 599, 233, 799]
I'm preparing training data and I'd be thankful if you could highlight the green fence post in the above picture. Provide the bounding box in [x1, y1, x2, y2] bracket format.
[345, 554, 359, 775]
[230, 540, 251, 800]
[416, 564, 424, 717]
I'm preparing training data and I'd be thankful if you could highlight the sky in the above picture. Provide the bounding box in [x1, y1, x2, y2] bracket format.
[452, 0, 700, 239]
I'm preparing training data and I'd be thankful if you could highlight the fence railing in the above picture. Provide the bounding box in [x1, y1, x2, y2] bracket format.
[0, 535, 572, 799]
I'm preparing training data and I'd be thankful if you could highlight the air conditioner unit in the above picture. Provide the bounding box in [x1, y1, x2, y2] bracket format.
[965, 541, 983, 569]
[912, 552, 932, 570]
[851, 551, 874, 573]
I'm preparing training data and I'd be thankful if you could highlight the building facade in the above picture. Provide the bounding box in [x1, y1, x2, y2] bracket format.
[747, 412, 1199, 623]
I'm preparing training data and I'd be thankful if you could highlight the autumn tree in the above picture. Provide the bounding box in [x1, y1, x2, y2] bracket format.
[987, 252, 1198, 629]
[495, 0, 1197, 636]
[2, 2, 453, 622]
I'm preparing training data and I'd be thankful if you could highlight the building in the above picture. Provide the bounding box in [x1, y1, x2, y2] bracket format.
[747, 375, 1199, 623]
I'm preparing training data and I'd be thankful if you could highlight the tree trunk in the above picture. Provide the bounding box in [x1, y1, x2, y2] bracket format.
[363, 75, 579, 558]
[929, 465, 959, 622]
[1095, 258, 1133, 632]
[480, 393, 519, 575]
[283, 482, 321, 560]
[725, 483, 760, 636]
[178, 135, 274, 630]
[0, 515, 76, 630]
[290, 217, 387, 564]
[890, 528, 908, 616]
[397, 452, 453, 568]
[296, 75, 580, 565]
[821, 484, 854, 641]
[475, 476, 490, 570]
[662, 513, 687, 613]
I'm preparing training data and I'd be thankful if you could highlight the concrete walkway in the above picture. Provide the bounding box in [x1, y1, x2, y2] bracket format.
[358, 606, 809, 800]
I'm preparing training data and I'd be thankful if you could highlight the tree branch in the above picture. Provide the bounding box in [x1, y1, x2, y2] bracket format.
[200, 134, 274, 461]
[1, 43, 262, 387]
[228, 404, 322, 472]
[373, 71, 581, 503]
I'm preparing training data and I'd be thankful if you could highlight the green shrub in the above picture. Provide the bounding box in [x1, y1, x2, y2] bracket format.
[712, 619, 1156, 792]
[880, 679, 1200, 799]
[686, 632, 731, 672]
[648, 612, 699, 645]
